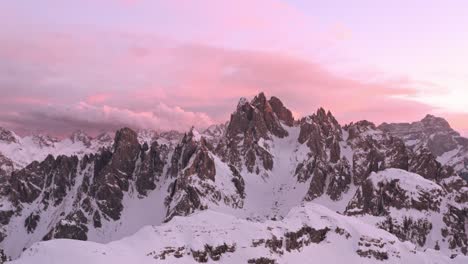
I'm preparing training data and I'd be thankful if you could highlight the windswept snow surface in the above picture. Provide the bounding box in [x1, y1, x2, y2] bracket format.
[369, 168, 443, 195]
[10, 203, 466, 264]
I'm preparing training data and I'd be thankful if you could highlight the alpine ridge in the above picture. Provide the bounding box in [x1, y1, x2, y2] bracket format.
[0, 93, 466, 263]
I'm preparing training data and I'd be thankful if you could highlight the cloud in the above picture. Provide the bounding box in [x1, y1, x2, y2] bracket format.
[86, 94, 112, 104]
[0, 30, 466, 136]
[0, 101, 213, 137]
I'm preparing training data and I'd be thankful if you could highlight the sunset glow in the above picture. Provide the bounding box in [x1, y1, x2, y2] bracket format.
[1, 0, 467, 135]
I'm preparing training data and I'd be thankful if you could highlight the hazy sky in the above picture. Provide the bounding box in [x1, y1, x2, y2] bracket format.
[1, 0, 467, 136]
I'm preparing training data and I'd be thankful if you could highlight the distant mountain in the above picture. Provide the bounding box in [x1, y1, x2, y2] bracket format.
[0, 93, 466, 263]
[379, 114, 468, 180]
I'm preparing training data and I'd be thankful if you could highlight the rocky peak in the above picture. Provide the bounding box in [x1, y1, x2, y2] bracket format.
[346, 120, 378, 141]
[298, 108, 342, 161]
[70, 130, 92, 147]
[380, 114, 458, 138]
[218, 93, 288, 174]
[88, 128, 142, 221]
[379, 115, 467, 171]
[169, 128, 202, 178]
[114, 128, 139, 152]
[202, 123, 227, 146]
[159, 130, 184, 142]
[0, 153, 14, 182]
[110, 127, 140, 176]
[409, 148, 453, 181]
[0, 127, 19, 144]
[250, 92, 268, 108]
[420, 115, 455, 133]
[226, 92, 288, 141]
[268, 96, 294, 126]
[343, 120, 412, 185]
[8, 154, 79, 206]
[31, 133, 59, 148]
[137, 129, 159, 145]
[237, 97, 249, 109]
[95, 132, 114, 144]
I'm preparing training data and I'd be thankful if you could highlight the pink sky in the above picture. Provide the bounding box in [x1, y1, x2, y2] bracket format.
[1, 0, 467, 136]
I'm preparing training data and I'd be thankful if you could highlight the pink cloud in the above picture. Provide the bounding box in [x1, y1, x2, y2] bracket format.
[86, 94, 112, 104]
[12, 97, 50, 105]
[0, 30, 466, 136]
[0, 101, 214, 136]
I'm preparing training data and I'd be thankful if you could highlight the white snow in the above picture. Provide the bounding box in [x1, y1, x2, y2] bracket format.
[0, 135, 112, 170]
[369, 169, 443, 193]
[10, 202, 467, 264]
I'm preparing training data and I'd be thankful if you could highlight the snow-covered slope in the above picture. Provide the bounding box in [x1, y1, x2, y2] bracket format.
[10, 203, 467, 264]
[346, 169, 467, 256]
[0, 129, 113, 170]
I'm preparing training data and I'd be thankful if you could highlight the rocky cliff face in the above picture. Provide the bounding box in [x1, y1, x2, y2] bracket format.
[165, 128, 241, 220]
[0, 92, 467, 261]
[0, 128, 19, 144]
[0, 127, 175, 257]
[216, 93, 290, 176]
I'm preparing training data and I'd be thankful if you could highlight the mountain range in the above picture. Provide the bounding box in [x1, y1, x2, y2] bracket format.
[0, 93, 466, 263]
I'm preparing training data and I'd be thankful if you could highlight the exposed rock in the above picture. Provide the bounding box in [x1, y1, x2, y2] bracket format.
[184, 139, 216, 181]
[269, 96, 294, 126]
[0, 153, 14, 192]
[409, 148, 453, 181]
[166, 130, 243, 221]
[0, 249, 9, 264]
[191, 243, 236, 262]
[247, 257, 277, 264]
[326, 158, 353, 200]
[345, 169, 444, 216]
[356, 236, 390, 260]
[1, 94, 468, 261]
[43, 210, 88, 241]
[0, 127, 18, 144]
[0, 211, 14, 226]
[92, 127, 140, 220]
[169, 128, 199, 178]
[251, 235, 283, 255]
[284, 226, 329, 252]
[298, 108, 342, 160]
[92, 211, 102, 228]
[70, 130, 92, 148]
[345, 121, 409, 185]
[202, 123, 227, 146]
[217, 92, 289, 174]
[380, 115, 462, 156]
[31, 134, 59, 148]
[379, 115, 468, 178]
[442, 205, 467, 255]
[378, 216, 432, 247]
[135, 141, 166, 196]
[24, 213, 40, 233]
[9, 155, 79, 206]
[230, 165, 245, 199]
[149, 246, 185, 260]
